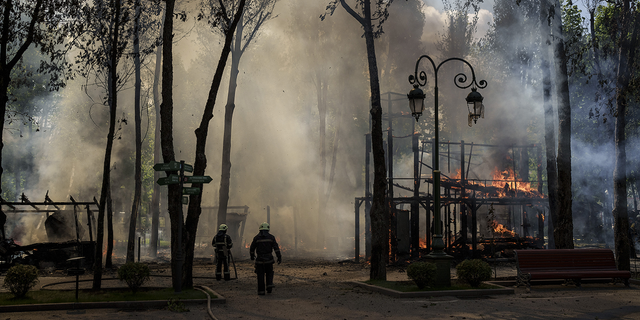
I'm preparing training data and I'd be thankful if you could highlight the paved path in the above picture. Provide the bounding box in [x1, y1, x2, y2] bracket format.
[2, 259, 640, 319]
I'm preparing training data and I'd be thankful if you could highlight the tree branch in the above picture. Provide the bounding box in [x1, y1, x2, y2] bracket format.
[340, 0, 365, 25]
[218, 0, 231, 29]
[7, 0, 44, 71]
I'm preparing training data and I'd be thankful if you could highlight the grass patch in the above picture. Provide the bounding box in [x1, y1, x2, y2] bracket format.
[0, 287, 211, 306]
[363, 279, 502, 292]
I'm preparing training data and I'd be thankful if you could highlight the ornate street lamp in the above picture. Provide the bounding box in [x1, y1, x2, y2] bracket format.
[407, 84, 426, 122]
[407, 55, 487, 286]
[466, 87, 484, 127]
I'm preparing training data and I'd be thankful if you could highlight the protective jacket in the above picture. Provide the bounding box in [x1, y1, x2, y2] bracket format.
[249, 230, 281, 264]
[213, 231, 233, 258]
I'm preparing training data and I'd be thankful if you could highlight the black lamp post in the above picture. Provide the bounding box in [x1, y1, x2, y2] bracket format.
[407, 55, 486, 286]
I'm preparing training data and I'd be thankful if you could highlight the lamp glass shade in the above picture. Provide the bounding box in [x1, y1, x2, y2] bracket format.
[408, 86, 426, 121]
[466, 88, 484, 126]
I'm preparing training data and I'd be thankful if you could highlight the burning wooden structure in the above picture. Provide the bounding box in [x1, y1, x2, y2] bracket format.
[354, 92, 549, 262]
[0, 193, 99, 270]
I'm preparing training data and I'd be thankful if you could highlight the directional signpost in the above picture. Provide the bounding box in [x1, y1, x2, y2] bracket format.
[153, 161, 193, 173]
[157, 174, 180, 185]
[153, 161, 181, 172]
[183, 175, 213, 184]
[182, 187, 201, 195]
[153, 160, 202, 293]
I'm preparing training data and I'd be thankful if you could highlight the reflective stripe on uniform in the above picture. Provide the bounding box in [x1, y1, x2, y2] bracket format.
[256, 239, 272, 243]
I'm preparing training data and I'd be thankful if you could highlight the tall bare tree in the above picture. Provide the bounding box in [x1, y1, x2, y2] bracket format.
[214, 0, 277, 229]
[322, 0, 394, 280]
[77, 0, 128, 290]
[180, 0, 247, 289]
[539, 0, 560, 248]
[551, 0, 575, 249]
[149, 16, 164, 258]
[125, 0, 163, 263]
[158, 0, 182, 291]
[126, 0, 143, 264]
[612, 0, 638, 271]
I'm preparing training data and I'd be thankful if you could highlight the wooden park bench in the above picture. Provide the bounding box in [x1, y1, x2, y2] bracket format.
[515, 249, 631, 290]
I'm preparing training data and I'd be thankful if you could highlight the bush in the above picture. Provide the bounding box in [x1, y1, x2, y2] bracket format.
[3, 264, 39, 298]
[117, 262, 151, 293]
[406, 261, 437, 289]
[456, 259, 492, 287]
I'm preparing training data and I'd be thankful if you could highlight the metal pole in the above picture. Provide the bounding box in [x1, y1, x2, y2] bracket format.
[365, 133, 372, 260]
[411, 121, 420, 258]
[431, 84, 445, 255]
[388, 93, 396, 263]
[355, 200, 360, 262]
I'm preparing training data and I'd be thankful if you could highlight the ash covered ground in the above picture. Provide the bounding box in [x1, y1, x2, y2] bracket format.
[3, 256, 640, 320]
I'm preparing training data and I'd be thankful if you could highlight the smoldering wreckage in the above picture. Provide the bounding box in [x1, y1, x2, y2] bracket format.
[0, 104, 635, 273]
[0, 193, 98, 271]
[1, 121, 635, 277]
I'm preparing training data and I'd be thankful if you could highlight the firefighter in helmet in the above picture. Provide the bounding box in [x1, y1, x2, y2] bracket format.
[213, 224, 233, 281]
[249, 222, 282, 295]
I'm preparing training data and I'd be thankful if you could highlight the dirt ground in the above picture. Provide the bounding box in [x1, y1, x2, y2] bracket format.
[2, 257, 640, 320]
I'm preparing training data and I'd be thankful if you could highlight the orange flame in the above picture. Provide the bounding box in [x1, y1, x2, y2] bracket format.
[490, 220, 517, 237]
[419, 237, 428, 249]
[488, 167, 543, 198]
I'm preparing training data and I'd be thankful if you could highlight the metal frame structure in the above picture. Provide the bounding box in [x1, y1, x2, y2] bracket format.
[354, 92, 549, 263]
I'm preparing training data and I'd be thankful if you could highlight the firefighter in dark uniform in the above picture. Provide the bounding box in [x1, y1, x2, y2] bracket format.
[213, 224, 233, 281]
[249, 222, 281, 295]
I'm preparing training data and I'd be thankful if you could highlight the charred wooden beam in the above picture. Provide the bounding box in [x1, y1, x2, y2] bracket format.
[44, 191, 60, 210]
[0, 196, 15, 210]
[21, 193, 40, 211]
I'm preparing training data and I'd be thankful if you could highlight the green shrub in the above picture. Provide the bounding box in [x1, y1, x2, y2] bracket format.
[406, 261, 437, 289]
[3, 264, 39, 298]
[117, 262, 151, 293]
[456, 259, 492, 287]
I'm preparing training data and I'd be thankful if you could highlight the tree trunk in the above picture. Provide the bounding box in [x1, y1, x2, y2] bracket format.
[362, 0, 388, 281]
[159, 0, 182, 292]
[93, 0, 121, 290]
[217, 12, 244, 228]
[126, 0, 143, 263]
[552, 0, 574, 249]
[539, 0, 559, 249]
[612, 0, 638, 271]
[183, 0, 246, 289]
[150, 12, 165, 259]
[105, 188, 114, 268]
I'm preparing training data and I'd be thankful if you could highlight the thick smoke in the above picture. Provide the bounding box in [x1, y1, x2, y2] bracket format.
[4, 0, 631, 260]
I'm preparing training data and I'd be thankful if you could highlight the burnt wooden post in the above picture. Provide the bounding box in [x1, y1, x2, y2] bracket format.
[426, 200, 431, 253]
[387, 93, 397, 263]
[241, 206, 248, 247]
[86, 205, 93, 242]
[266, 205, 270, 225]
[472, 196, 478, 257]
[537, 145, 543, 194]
[460, 141, 468, 257]
[538, 208, 544, 243]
